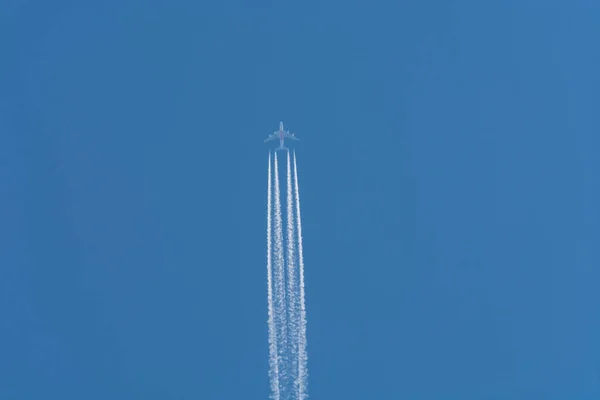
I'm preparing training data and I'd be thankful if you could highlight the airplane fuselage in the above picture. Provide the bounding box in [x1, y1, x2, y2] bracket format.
[279, 130, 285, 149]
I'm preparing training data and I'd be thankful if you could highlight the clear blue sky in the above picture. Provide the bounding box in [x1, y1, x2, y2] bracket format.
[1, 1, 599, 399]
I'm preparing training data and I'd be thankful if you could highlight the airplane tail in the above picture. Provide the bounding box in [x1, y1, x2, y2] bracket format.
[276, 146, 288, 152]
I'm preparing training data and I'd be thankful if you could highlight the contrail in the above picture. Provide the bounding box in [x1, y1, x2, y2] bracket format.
[273, 152, 288, 387]
[293, 151, 309, 400]
[266, 152, 280, 400]
[285, 151, 299, 394]
[266, 149, 309, 399]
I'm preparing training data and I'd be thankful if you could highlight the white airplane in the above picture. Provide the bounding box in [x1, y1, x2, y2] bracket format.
[264, 121, 299, 151]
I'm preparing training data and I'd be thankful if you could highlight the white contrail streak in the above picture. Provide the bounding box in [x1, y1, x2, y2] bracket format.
[273, 152, 288, 387]
[293, 151, 309, 400]
[266, 149, 309, 399]
[285, 151, 299, 394]
[266, 152, 280, 400]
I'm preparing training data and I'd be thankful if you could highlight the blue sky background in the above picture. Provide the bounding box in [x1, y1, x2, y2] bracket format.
[1, 1, 599, 398]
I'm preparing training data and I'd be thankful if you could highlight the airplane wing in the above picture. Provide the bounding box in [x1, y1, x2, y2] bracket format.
[283, 132, 299, 140]
[264, 133, 278, 142]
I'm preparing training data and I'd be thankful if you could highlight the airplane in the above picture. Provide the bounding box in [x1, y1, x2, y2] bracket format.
[264, 121, 299, 151]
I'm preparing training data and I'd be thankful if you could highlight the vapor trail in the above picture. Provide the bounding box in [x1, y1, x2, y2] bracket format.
[285, 150, 299, 394]
[293, 151, 309, 400]
[266, 152, 280, 400]
[273, 152, 288, 386]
